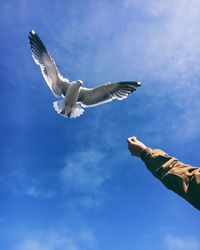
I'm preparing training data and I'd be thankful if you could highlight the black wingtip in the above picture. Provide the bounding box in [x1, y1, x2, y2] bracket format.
[118, 81, 142, 88]
[29, 30, 35, 36]
[28, 30, 47, 52]
[28, 30, 36, 42]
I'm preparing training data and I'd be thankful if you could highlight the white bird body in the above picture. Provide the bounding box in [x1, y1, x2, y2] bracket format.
[29, 30, 141, 118]
[64, 81, 82, 108]
[54, 81, 84, 118]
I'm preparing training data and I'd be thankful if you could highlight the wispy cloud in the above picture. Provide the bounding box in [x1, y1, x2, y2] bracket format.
[122, 0, 200, 82]
[0, 166, 55, 199]
[16, 227, 97, 250]
[61, 149, 107, 192]
[164, 234, 200, 250]
[123, 0, 171, 16]
[60, 149, 110, 208]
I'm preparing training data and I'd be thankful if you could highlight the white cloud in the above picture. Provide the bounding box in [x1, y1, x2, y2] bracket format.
[60, 149, 110, 208]
[0, 167, 55, 199]
[164, 234, 200, 250]
[79, 195, 103, 209]
[123, 0, 170, 16]
[16, 228, 97, 250]
[79, 227, 97, 248]
[16, 235, 77, 250]
[61, 149, 108, 193]
[123, 0, 200, 83]
[17, 240, 49, 250]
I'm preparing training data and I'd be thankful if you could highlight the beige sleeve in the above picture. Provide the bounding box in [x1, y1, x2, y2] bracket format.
[140, 147, 200, 210]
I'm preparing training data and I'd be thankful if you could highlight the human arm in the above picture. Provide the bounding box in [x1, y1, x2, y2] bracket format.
[127, 136, 200, 210]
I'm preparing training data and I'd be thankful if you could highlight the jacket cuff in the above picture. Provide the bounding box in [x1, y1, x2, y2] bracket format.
[140, 147, 153, 161]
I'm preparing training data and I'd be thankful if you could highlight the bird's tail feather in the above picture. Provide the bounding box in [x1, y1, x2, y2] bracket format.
[53, 100, 84, 118]
[70, 104, 84, 118]
[53, 100, 65, 114]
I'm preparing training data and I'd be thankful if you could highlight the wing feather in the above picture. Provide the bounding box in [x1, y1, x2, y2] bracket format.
[29, 30, 69, 97]
[78, 81, 141, 107]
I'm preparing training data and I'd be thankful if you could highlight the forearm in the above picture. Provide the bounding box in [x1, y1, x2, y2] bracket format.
[140, 148, 200, 210]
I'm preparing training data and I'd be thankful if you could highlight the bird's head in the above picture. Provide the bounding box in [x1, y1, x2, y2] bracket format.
[77, 80, 83, 86]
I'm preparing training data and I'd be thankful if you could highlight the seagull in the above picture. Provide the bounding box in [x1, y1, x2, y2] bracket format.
[28, 30, 141, 118]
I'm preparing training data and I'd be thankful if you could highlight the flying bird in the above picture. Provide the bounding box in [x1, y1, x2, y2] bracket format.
[28, 30, 141, 118]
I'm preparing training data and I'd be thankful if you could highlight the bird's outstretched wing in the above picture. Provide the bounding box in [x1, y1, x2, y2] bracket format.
[78, 81, 141, 107]
[29, 30, 69, 97]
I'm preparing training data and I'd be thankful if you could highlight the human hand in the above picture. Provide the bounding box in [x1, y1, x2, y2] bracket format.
[127, 136, 147, 157]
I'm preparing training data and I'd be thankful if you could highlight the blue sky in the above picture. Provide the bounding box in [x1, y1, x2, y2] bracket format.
[0, 0, 200, 249]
